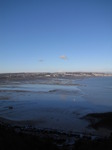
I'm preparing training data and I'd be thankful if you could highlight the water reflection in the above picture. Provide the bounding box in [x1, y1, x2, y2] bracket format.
[60, 94, 67, 101]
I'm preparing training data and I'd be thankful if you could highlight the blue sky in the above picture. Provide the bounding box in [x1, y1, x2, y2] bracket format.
[0, 0, 112, 73]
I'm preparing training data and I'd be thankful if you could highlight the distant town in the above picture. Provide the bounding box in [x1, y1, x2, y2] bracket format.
[0, 72, 112, 81]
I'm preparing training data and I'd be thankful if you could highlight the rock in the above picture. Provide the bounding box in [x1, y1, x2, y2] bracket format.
[8, 106, 13, 109]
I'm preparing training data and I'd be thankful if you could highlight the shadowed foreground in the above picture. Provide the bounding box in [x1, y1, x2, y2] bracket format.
[0, 124, 58, 150]
[84, 112, 112, 130]
[0, 123, 112, 150]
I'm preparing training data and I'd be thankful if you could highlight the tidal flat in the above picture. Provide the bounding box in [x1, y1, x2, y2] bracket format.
[0, 73, 112, 149]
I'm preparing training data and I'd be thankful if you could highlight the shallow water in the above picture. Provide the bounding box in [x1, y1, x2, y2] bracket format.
[0, 77, 112, 133]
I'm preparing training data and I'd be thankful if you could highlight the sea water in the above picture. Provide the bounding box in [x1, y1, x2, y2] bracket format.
[0, 77, 112, 132]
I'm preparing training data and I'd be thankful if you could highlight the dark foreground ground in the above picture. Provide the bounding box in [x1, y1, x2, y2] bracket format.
[0, 124, 112, 150]
[0, 112, 112, 150]
[84, 112, 112, 130]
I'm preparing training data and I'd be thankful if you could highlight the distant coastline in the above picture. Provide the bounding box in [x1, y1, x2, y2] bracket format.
[0, 72, 112, 80]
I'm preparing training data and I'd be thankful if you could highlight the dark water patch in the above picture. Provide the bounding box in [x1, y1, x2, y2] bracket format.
[0, 96, 10, 100]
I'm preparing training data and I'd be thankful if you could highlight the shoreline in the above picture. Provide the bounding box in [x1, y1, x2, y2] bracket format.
[0, 112, 112, 150]
[0, 72, 112, 84]
[1, 111, 112, 138]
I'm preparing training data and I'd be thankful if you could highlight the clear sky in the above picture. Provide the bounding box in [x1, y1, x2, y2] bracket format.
[0, 0, 112, 73]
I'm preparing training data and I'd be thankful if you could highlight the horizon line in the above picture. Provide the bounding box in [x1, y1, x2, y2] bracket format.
[0, 71, 112, 74]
